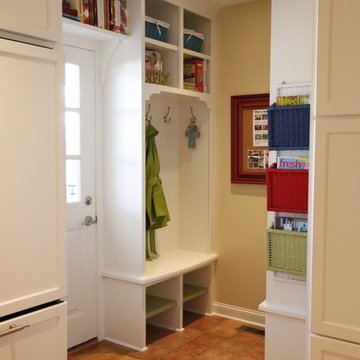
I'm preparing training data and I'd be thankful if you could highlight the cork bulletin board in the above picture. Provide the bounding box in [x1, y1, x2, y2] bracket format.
[231, 93, 270, 184]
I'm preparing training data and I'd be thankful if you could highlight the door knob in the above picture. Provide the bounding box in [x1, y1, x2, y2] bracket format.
[81, 215, 97, 226]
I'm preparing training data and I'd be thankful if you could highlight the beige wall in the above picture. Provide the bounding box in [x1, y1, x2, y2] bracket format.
[214, 0, 271, 311]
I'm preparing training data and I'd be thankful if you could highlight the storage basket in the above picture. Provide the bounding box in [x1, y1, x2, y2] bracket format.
[267, 104, 310, 150]
[266, 163, 308, 213]
[265, 226, 307, 275]
[183, 28, 205, 52]
[145, 16, 170, 42]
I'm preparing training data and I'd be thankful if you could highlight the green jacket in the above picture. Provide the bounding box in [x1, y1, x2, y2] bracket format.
[145, 124, 170, 259]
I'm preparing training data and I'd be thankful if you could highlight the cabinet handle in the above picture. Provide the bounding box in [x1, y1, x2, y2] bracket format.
[0, 323, 30, 338]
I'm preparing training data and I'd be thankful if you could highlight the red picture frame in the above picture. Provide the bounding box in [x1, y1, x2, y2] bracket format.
[231, 93, 270, 184]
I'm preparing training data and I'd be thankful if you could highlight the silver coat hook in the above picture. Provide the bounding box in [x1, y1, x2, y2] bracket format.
[163, 106, 171, 123]
[145, 104, 152, 124]
[190, 107, 196, 124]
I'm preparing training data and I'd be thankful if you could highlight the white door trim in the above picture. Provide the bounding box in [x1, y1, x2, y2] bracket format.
[63, 34, 106, 344]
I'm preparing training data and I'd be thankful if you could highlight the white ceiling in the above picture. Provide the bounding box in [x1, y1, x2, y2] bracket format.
[211, 0, 254, 7]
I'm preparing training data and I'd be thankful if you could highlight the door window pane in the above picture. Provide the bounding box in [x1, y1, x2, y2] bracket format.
[65, 63, 80, 108]
[65, 111, 80, 156]
[66, 159, 81, 203]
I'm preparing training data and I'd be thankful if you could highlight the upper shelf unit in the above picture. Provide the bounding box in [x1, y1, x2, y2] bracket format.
[145, 0, 179, 47]
[183, 9, 210, 56]
[61, 0, 131, 41]
[144, 0, 211, 97]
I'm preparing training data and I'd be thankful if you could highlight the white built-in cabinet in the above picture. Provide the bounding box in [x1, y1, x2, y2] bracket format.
[0, 0, 61, 44]
[0, 38, 66, 317]
[101, 0, 216, 350]
[144, 0, 211, 95]
[0, 302, 67, 360]
[62, 0, 217, 351]
[311, 335, 360, 360]
[0, 1, 67, 359]
[315, 0, 360, 116]
[309, 0, 360, 358]
[311, 119, 360, 345]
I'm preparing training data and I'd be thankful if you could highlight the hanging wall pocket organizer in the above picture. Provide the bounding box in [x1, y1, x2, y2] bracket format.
[266, 163, 309, 214]
[267, 104, 310, 150]
[265, 89, 310, 275]
[265, 225, 307, 275]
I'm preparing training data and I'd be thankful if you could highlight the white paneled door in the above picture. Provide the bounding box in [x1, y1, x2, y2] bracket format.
[0, 39, 66, 317]
[63, 45, 97, 348]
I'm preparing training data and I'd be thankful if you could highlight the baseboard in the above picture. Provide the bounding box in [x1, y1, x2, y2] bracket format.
[213, 302, 265, 328]
[103, 337, 147, 352]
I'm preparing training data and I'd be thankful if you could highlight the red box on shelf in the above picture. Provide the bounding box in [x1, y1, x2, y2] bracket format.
[266, 163, 308, 213]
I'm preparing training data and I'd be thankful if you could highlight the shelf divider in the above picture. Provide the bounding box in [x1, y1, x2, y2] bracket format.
[145, 37, 178, 52]
[183, 48, 210, 61]
[146, 294, 177, 319]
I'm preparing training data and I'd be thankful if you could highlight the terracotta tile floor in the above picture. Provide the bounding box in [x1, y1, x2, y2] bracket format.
[68, 312, 265, 360]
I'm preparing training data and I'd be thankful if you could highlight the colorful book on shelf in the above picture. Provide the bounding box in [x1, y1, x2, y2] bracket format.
[114, 0, 121, 32]
[119, 0, 128, 34]
[183, 82, 199, 91]
[183, 59, 204, 93]
[63, 13, 80, 20]
[62, 6, 78, 17]
[75, 0, 84, 22]
[113, 0, 127, 33]
[277, 157, 309, 170]
[275, 216, 308, 232]
[92, 0, 98, 26]
[97, 0, 105, 28]
[104, 0, 110, 29]
[202, 59, 207, 93]
[108, 0, 115, 31]
[71, 0, 127, 32]
[82, 0, 90, 24]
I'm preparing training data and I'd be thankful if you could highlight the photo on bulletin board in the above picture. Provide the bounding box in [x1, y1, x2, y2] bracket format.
[231, 93, 270, 184]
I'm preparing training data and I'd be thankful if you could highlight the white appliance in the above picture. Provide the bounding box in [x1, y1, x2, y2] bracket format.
[0, 1, 67, 359]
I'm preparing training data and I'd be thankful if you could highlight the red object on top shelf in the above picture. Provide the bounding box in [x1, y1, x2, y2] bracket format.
[266, 163, 309, 214]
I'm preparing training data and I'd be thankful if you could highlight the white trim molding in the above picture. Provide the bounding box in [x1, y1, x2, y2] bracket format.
[259, 300, 306, 320]
[213, 302, 265, 328]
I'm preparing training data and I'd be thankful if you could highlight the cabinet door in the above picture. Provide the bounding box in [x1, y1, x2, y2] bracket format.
[311, 335, 360, 360]
[0, 302, 67, 360]
[0, 39, 66, 317]
[311, 118, 360, 343]
[315, 0, 360, 116]
[0, 0, 60, 43]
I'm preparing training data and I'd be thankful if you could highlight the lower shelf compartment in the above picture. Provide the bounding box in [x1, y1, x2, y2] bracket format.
[183, 283, 207, 303]
[103, 257, 217, 350]
[146, 295, 177, 320]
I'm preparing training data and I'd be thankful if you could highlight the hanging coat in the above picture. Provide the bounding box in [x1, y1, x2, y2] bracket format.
[146, 124, 170, 260]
